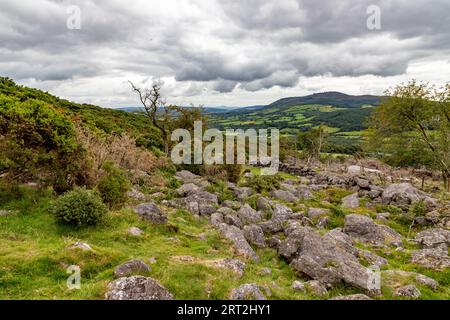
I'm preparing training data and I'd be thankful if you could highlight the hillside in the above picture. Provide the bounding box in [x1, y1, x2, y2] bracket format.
[208, 92, 382, 150]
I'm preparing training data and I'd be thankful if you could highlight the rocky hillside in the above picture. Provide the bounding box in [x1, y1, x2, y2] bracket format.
[3, 162, 448, 300]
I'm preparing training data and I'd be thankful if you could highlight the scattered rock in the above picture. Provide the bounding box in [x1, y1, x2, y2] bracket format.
[243, 224, 266, 248]
[414, 228, 450, 250]
[219, 224, 259, 261]
[342, 193, 360, 209]
[308, 208, 329, 220]
[105, 276, 173, 300]
[237, 204, 262, 225]
[292, 280, 306, 292]
[306, 280, 327, 296]
[258, 268, 272, 276]
[209, 258, 246, 277]
[294, 185, 314, 200]
[343, 214, 402, 246]
[114, 260, 151, 278]
[134, 202, 167, 225]
[67, 242, 92, 251]
[210, 212, 224, 228]
[232, 187, 254, 201]
[128, 227, 144, 236]
[230, 284, 266, 300]
[256, 196, 272, 213]
[223, 200, 241, 210]
[176, 183, 200, 196]
[330, 294, 372, 300]
[270, 190, 299, 203]
[0, 210, 15, 216]
[393, 285, 421, 299]
[382, 183, 437, 211]
[127, 189, 146, 201]
[411, 248, 450, 270]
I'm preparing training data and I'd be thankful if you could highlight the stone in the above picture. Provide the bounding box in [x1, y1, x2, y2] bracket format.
[127, 188, 146, 201]
[414, 228, 450, 250]
[376, 212, 390, 222]
[342, 193, 360, 209]
[230, 284, 266, 300]
[256, 197, 272, 213]
[415, 274, 439, 290]
[411, 248, 450, 270]
[343, 214, 402, 246]
[243, 224, 266, 248]
[232, 187, 254, 201]
[223, 213, 243, 229]
[176, 170, 200, 181]
[128, 227, 143, 236]
[0, 210, 15, 216]
[279, 226, 382, 295]
[292, 280, 306, 292]
[105, 276, 173, 300]
[114, 260, 151, 277]
[270, 190, 299, 203]
[134, 202, 167, 225]
[393, 285, 421, 299]
[198, 203, 217, 216]
[355, 177, 371, 189]
[294, 185, 314, 200]
[308, 208, 329, 220]
[176, 183, 200, 196]
[68, 242, 92, 251]
[210, 212, 224, 228]
[237, 204, 262, 225]
[330, 294, 372, 300]
[358, 250, 388, 267]
[383, 270, 438, 290]
[209, 258, 246, 277]
[382, 183, 437, 211]
[306, 280, 327, 296]
[219, 224, 259, 261]
[258, 268, 272, 276]
[223, 200, 241, 210]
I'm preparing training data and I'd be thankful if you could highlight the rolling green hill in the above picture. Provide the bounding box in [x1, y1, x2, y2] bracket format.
[208, 92, 383, 149]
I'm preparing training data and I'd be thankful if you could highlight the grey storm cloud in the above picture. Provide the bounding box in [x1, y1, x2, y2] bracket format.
[0, 0, 449, 97]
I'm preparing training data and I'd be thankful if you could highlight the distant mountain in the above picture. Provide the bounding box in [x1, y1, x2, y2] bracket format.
[267, 92, 382, 109]
[115, 106, 241, 114]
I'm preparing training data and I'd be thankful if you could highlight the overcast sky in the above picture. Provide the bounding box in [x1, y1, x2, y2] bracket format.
[1, 0, 449, 108]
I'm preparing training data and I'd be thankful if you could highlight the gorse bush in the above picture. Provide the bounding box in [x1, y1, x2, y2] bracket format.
[97, 161, 131, 208]
[52, 187, 107, 226]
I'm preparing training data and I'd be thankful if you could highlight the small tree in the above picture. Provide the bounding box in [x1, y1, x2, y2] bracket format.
[366, 80, 450, 190]
[297, 125, 328, 165]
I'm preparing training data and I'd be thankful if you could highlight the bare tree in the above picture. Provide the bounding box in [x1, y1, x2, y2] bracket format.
[129, 81, 171, 155]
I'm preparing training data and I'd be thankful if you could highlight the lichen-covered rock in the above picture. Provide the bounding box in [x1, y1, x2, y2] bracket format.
[411, 248, 450, 270]
[230, 284, 266, 300]
[414, 228, 450, 250]
[134, 202, 167, 225]
[308, 208, 329, 219]
[343, 214, 402, 246]
[270, 190, 299, 203]
[128, 227, 144, 236]
[243, 224, 266, 248]
[237, 204, 262, 225]
[279, 226, 381, 295]
[114, 260, 151, 277]
[105, 276, 173, 300]
[210, 212, 224, 228]
[176, 183, 200, 196]
[342, 193, 360, 209]
[393, 285, 421, 299]
[382, 183, 437, 211]
[292, 280, 306, 292]
[209, 258, 246, 277]
[306, 280, 327, 296]
[331, 294, 372, 300]
[219, 223, 259, 261]
[256, 196, 272, 213]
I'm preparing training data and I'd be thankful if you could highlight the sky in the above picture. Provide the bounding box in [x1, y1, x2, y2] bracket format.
[1, 0, 449, 108]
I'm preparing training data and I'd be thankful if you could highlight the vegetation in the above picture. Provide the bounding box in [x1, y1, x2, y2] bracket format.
[366, 81, 450, 189]
[97, 161, 131, 209]
[52, 187, 108, 226]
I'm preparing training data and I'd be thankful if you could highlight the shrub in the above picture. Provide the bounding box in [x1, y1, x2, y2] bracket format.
[52, 187, 107, 226]
[242, 174, 282, 193]
[97, 161, 131, 208]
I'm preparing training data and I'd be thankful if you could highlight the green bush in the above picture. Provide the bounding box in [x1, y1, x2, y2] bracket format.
[242, 174, 282, 193]
[97, 161, 131, 208]
[52, 187, 107, 226]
